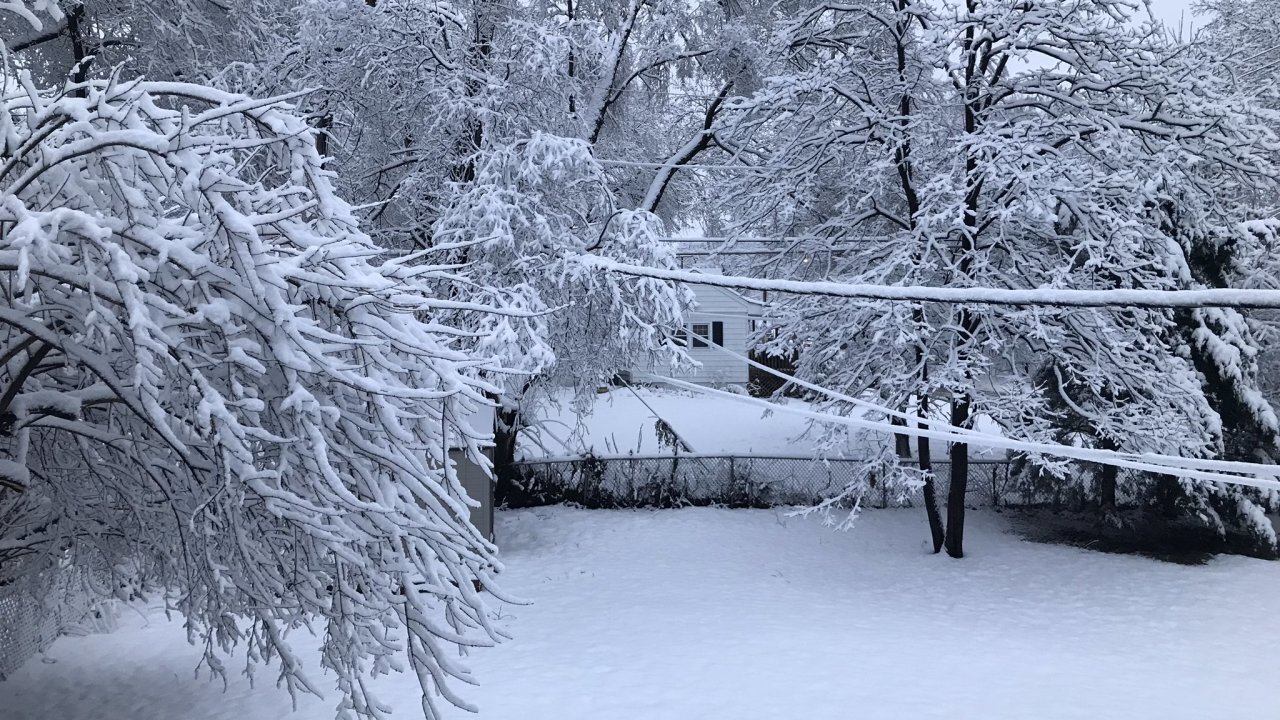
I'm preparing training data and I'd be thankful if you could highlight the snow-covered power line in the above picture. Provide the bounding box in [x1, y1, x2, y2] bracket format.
[596, 158, 772, 171]
[582, 257, 1280, 310]
[656, 236, 878, 243]
[647, 372, 1280, 491]
[678, 328, 1280, 482]
[673, 248, 856, 256]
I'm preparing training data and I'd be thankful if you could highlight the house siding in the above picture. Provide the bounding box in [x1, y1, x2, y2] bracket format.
[449, 447, 494, 542]
[636, 284, 755, 386]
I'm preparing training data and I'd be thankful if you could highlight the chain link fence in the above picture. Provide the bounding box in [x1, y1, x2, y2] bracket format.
[0, 561, 119, 681]
[503, 453, 1151, 510]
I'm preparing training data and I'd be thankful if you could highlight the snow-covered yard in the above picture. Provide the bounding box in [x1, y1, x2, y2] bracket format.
[520, 386, 838, 457]
[5, 507, 1277, 720]
[522, 386, 1004, 459]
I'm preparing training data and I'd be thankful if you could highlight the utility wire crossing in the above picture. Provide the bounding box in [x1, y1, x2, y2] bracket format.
[582, 256, 1280, 310]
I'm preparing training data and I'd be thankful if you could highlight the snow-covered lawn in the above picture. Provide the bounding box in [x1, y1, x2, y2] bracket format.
[5, 507, 1278, 720]
[522, 386, 1004, 459]
[521, 386, 837, 457]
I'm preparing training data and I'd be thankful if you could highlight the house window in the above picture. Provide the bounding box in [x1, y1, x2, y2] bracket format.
[690, 323, 710, 348]
[675, 321, 725, 349]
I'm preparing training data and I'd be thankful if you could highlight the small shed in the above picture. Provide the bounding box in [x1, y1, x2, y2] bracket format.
[447, 405, 496, 542]
[634, 283, 763, 386]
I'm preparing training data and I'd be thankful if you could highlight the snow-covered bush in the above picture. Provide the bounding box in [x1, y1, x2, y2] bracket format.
[0, 3, 510, 717]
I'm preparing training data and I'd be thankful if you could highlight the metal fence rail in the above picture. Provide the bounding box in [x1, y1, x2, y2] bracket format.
[505, 453, 1152, 510]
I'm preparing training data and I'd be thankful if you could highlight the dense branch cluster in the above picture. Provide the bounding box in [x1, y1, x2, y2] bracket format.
[0, 4, 518, 718]
[704, 0, 1280, 555]
[3, 0, 1280, 716]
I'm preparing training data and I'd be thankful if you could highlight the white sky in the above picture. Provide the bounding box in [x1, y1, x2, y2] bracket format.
[1147, 0, 1206, 35]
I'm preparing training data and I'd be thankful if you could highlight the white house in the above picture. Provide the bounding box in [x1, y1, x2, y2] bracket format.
[634, 284, 762, 386]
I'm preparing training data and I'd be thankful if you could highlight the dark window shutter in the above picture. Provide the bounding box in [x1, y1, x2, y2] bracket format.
[712, 321, 724, 346]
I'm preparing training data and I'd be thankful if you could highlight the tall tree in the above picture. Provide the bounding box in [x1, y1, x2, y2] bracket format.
[4, 0, 710, 496]
[0, 1, 524, 717]
[717, 0, 1280, 556]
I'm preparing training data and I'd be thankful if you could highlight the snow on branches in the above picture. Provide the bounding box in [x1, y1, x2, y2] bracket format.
[710, 0, 1280, 553]
[432, 134, 690, 388]
[0, 4, 509, 718]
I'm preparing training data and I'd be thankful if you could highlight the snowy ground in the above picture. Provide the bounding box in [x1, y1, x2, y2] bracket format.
[521, 386, 1004, 459]
[5, 507, 1278, 720]
[519, 386, 841, 457]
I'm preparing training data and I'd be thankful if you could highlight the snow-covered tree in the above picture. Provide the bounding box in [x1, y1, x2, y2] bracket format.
[717, 0, 1280, 556]
[0, 2, 514, 717]
[5, 0, 703, 488]
[429, 135, 691, 474]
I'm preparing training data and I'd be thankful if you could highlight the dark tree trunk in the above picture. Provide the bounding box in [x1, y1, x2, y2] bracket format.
[449, 3, 495, 186]
[918, 394, 945, 554]
[492, 406, 520, 485]
[892, 416, 911, 458]
[1098, 439, 1118, 516]
[895, 403, 945, 553]
[566, 0, 576, 116]
[314, 114, 332, 163]
[66, 4, 91, 97]
[944, 395, 971, 558]
[942, 9, 990, 559]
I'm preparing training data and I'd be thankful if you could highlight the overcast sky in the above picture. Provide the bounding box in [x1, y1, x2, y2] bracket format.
[1148, 0, 1206, 34]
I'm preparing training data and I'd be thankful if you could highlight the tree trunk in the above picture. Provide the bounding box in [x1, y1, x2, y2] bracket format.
[892, 415, 911, 458]
[1098, 439, 1118, 516]
[492, 406, 520, 485]
[895, 404, 945, 552]
[66, 4, 91, 97]
[944, 395, 970, 558]
[313, 114, 332, 163]
[918, 394, 945, 554]
[566, 0, 576, 117]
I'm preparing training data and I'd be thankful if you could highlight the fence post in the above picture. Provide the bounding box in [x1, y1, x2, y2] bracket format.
[730, 457, 743, 505]
[671, 454, 679, 505]
[991, 465, 999, 508]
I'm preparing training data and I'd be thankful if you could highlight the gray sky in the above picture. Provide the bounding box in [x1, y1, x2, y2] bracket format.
[1147, 0, 1205, 34]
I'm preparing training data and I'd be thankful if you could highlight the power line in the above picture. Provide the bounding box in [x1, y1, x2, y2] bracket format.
[673, 248, 854, 256]
[648, 372, 1280, 490]
[596, 158, 774, 171]
[660, 327, 1280, 484]
[582, 255, 1280, 310]
[657, 236, 882, 244]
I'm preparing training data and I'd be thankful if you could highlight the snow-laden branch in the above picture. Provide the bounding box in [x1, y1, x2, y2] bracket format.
[0, 3, 515, 715]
